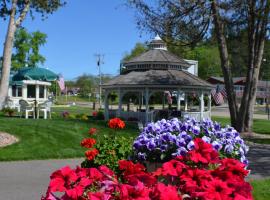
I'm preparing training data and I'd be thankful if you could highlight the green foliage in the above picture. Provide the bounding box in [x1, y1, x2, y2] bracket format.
[251, 178, 270, 200]
[95, 111, 104, 120]
[75, 74, 94, 98]
[1, 107, 16, 117]
[169, 43, 222, 79]
[122, 43, 148, 61]
[81, 135, 134, 171]
[11, 28, 47, 70]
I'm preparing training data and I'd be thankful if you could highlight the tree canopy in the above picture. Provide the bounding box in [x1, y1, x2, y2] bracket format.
[11, 28, 47, 70]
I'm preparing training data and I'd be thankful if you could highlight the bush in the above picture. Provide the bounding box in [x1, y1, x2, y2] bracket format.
[1, 107, 16, 117]
[95, 111, 104, 120]
[81, 135, 134, 171]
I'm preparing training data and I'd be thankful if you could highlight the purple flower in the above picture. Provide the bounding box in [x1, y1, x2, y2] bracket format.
[225, 144, 234, 153]
[202, 136, 211, 143]
[192, 126, 200, 135]
[187, 141, 195, 150]
[146, 139, 156, 151]
[172, 147, 188, 157]
[160, 144, 168, 152]
[138, 152, 146, 160]
[212, 141, 222, 151]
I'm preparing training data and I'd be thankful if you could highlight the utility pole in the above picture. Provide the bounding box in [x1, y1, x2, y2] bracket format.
[95, 54, 104, 109]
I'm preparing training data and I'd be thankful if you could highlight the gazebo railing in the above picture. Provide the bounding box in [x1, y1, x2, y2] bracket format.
[182, 111, 211, 121]
[108, 110, 155, 124]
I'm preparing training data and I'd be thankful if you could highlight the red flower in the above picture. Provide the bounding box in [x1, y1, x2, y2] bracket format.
[85, 148, 99, 160]
[88, 127, 97, 135]
[212, 158, 249, 181]
[119, 160, 146, 176]
[188, 138, 219, 164]
[49, 166, 78, 192]
[180, 168, 212, 195]
[155, 159, 187, 177]
[92, 111, 98, 117]
[151, 183, 182, 200]
[200, 178, 234, 200]
[81, 138, 96, 148]
[108, 117, 125, 129]
[120, 180, 150, 200]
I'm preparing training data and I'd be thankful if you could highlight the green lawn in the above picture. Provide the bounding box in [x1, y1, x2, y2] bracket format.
[212, 116, 270, 135]
[251, 178, 270, 200]
[51, 105, 93, 116]
[0, 117, 138, 161]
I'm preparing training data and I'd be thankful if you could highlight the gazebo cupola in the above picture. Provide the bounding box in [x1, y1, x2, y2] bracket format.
[149, 35, 167, 50]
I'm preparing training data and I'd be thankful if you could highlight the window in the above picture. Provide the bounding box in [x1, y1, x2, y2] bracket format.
[12, 86, 22, 97]
[39, 85, 45, 98]
[27, 85, 36, 98]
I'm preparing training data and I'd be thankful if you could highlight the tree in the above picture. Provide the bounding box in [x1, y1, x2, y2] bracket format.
[0, 0, 66, 108]
[122, 42, 148, 61]
[128, 0, 270, 132]
[11, 28, 47, 70]
[76, 74, 94, 98]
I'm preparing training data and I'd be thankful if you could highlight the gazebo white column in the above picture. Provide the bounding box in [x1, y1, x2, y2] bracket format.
[104, 90, 109, 120]
[184, 93, 188, 111]
[208, 93, 211, 118]
[177, 90, 181, 111]
[145, 88, 149, 123]
[22, 85, 27, 99]
[36, 85, 40, 101]
[117, 88, 122, 117]
[200, 91, 204, 121]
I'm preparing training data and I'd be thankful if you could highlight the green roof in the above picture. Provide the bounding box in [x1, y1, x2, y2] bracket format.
[12, 67, 58, 82]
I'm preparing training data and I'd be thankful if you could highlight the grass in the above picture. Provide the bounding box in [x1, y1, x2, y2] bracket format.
[212, 116, 270, 135]
[251, 178, 270, 200]
[246, 138, 270, 144]
[0, 117, 138, 161]
[51, 105, 93, 116]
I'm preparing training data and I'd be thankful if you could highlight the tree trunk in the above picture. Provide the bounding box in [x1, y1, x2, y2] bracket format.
[0, 0, 30, 108]
[211, 0, 239, 128]
[0, 4, 17, 109]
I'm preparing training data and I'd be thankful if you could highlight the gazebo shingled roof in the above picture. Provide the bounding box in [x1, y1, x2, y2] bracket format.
[123, 49, 190, 67]
[103, 70, 214, 89]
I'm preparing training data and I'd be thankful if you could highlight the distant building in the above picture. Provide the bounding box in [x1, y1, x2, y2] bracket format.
[207, 76, 270, 104]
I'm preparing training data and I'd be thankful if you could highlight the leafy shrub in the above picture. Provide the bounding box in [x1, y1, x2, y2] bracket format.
[95, 111, 104, 120]
[81, 135, 134, 171]
[1, 107, 16, 117]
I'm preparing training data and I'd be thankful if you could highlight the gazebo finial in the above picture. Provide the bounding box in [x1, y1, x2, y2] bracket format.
[149, 34, 167, 50]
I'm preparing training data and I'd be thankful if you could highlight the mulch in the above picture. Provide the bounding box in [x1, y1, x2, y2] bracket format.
[0, 132, 19, 148]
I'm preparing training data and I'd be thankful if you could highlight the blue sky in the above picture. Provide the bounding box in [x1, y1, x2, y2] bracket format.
[0, 0, 151, 80]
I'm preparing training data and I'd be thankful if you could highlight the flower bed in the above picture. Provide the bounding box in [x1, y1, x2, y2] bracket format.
[41, 118, 253, 200]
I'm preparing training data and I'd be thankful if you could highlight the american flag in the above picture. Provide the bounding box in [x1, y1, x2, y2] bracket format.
[57, 74, 65, 92]
[211, 85, 224, 105]
[220, 87, 227, 98]
[164, 91, 173, 105]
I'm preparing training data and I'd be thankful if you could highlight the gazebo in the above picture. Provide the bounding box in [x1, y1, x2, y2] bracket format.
[102, 36, 214, 123]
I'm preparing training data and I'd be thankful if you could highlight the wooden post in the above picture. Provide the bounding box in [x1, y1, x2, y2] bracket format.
[184, 92, 188, 111]
[177, 90, 181, 111]
[145, 88, 149, 123]
[117, 88, 122, 117]
[208, 93, 211, 119]
[200, 91, 204, 121]
[104, 90, 109, 120]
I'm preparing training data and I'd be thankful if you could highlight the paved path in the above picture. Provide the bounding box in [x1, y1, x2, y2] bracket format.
[0, 145, 269, 200]
[0, 158, 83, 200]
